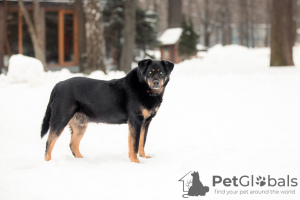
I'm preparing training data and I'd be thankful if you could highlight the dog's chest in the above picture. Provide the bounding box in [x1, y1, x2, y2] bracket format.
[141, 105, 160, 120]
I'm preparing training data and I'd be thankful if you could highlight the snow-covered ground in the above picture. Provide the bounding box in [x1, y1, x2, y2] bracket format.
[0, 45, 299, 200]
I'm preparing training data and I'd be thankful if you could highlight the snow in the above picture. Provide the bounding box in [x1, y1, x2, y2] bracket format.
[159, 27, 183, 45]
[0, 46, 300, 200]
[6, 54, 44, 86]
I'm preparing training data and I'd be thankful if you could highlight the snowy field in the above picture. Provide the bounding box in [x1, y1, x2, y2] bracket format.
[0, 45, 300, 200]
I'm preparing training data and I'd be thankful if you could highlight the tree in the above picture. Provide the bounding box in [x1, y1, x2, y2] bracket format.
[120, 0, 136, 73]
[220, 0, 232, 46]
[238, 0, 249, 47]
[3, 0, 11, 57]
[270, 0, 295, 66]
[168, 0, 182, 28]
[201, 0, 222, 47]
[103, 0, 160, 68]
[18, 0, 45, 68]
[178, 17, 199, 60]
[135, 8, 160, 58]
[0, 5, 3, 74]
[84, 0, 106, 73]
[102, 0, 124, 68]
[74, 0, 87, 73]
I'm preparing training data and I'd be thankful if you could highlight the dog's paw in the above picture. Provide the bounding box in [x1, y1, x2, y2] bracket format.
[130, 158, 140, 163]
[45, 154, 51, 161]
[140, 155, 151, 159]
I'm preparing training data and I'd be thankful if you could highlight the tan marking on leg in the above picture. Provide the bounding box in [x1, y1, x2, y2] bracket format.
[45, 129, 63, 161]
[128, 123, 140, 163]
[138, 124, 151, 158]
[69, 120, 88, 158]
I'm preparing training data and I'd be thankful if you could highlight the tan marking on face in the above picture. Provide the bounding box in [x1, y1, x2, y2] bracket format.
[155, 106, 159, 113]
[152, 69, 155, 71]
[158, 69, 160, 71]
[128, 123, 140, 163]
[165, 77, 167, 81]
[148, 80, 153, 88]
[159, 79, 164, 87]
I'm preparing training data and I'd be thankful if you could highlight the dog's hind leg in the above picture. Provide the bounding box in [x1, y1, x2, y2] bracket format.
[45, 104, 77, 161]
[69, 113, 88, 158]
[45, 128, 64, 161]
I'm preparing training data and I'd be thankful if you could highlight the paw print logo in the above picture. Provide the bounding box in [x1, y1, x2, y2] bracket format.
[256, 176, 266, 186]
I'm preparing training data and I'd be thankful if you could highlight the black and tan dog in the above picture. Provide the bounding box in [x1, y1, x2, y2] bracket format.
[41, 59, 174, 163]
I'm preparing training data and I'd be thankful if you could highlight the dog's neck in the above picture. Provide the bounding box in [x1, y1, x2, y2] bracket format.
[147, 87, 162, 97]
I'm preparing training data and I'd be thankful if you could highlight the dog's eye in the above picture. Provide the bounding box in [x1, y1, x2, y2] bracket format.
[149, 71, 152, 75]
[160, 72, 163, 75]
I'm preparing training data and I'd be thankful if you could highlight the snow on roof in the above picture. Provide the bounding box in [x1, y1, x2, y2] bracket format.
[159, 28, 183, 45]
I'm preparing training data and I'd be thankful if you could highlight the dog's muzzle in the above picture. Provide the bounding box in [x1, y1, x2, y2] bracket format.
[153, 80, 160, 89]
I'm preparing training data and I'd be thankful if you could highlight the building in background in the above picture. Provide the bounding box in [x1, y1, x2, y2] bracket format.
[159, 28, 182, 63]
[0, 0, 78, 70]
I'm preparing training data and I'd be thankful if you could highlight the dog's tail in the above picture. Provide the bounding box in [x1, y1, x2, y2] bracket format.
[41, 89, 55, 138]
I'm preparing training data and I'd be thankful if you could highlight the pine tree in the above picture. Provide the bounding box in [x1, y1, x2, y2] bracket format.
[178, 17, 199, 60]
[103, 1, 160, 69]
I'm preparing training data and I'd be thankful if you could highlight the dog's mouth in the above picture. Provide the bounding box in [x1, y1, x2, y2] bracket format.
[152, 85, 161, 90]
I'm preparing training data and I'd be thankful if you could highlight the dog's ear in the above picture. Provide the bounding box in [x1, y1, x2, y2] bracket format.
[138, 59, 152, 74]
[161, 60, 174, 75]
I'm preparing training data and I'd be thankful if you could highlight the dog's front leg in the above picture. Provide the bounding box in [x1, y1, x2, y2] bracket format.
[128, 120, 141, 163]
[139, 118, 152, 158]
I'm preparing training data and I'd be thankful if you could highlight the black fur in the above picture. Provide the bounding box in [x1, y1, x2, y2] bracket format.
[41, 59, 174, 160]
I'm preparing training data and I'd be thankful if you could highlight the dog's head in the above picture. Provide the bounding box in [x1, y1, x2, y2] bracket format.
[138, 59, 174, 95]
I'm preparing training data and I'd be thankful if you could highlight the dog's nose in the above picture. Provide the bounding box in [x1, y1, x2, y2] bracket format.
[153, 80, 159, 86]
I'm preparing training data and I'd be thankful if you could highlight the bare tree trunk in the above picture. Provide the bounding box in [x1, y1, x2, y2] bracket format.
[249, 0, 255, 48]
[239, 0, 248, 47]
[222, 0, 231, 46]
[120, 0, 136, 73]
[204, 0, 211, 47]
[18, 0, 46, 68]
[264, 0, 271, 47]
[270, 0, 294, 66]
[168, 0, 182, 28]
[245, 0, 249, 47]
[0, 6, 4, 74]
[4, 0, 11, 57]
[74, 0, 87, 73]
[84, 0, 106, 73]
